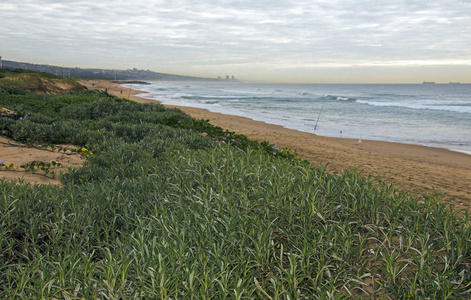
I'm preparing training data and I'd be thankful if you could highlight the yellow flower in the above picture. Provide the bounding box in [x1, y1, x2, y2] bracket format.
[81, 147, 88, 152]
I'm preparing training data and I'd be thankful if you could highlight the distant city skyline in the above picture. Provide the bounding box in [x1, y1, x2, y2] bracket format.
[1, 0, 470, 83]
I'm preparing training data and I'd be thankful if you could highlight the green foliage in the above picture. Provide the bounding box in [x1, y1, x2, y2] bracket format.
[19, 160, 62, 177]
[0, 68, 60, 79]
[0, 85, 29, 95]
[0, 86, 470, 299]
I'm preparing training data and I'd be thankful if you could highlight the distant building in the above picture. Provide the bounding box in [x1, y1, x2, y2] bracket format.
[219, 74, 238, 81]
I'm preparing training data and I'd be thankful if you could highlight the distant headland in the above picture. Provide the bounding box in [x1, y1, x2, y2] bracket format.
[0, 59, 239, 82]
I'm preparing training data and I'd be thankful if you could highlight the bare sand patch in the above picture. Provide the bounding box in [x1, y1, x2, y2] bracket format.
[0, 136, 85, 185]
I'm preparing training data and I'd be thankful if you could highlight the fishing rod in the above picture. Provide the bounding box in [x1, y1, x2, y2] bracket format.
[314, 100, 326, 131]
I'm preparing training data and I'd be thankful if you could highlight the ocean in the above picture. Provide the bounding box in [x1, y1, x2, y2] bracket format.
[124, 81, 471, 153]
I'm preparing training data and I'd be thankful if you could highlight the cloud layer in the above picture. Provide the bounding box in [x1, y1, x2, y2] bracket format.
[1, 0, 470, 82]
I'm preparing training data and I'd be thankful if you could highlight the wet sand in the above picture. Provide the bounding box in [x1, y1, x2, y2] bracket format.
[80, 79, 471, 210]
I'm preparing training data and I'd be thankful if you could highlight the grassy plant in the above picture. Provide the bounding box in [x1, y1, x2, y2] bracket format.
[0, 85, 470, 299]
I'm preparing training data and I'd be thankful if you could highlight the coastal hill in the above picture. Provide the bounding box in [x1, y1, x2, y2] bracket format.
[2, 59, 238, 82]
[0, 68, 86, 94]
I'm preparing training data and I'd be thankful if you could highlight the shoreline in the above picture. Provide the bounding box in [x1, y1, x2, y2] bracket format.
[454, 149, 471, 156]
[144, 95, 471, 156]
[80, 79, 471, 209]
[123, 81, 471, 155]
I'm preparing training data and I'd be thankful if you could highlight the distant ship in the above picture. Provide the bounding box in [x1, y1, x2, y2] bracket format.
[448, 82, 461, 84]
[422, 81, 435, 84]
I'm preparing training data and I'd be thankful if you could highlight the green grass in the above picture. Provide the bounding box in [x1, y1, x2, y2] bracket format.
[0, 88, 470, 299]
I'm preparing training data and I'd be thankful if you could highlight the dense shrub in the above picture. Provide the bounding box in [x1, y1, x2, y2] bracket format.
[0, 85, 29, 95]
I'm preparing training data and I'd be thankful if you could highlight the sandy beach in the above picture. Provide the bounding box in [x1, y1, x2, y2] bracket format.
[80, 79, 471, 210]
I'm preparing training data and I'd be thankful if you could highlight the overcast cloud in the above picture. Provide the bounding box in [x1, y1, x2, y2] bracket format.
[1, 0, 470, 82]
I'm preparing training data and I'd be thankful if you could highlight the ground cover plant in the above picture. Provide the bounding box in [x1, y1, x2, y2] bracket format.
[0, 85, 470, 299]
[0, 160, 63, 179]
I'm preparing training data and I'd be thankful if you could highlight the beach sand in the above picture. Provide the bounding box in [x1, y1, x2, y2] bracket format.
[0, 136, 85, 185]
[80, 79, 471, 210]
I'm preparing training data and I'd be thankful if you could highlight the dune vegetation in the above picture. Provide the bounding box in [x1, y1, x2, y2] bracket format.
[0, 68, 85, 94]
[0, 75, 470, 299]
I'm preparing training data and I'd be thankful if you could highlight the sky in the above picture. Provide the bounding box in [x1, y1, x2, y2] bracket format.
[1, 0, 471, 83]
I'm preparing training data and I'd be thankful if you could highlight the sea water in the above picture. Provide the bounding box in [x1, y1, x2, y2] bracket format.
[124, 81, 471, 152]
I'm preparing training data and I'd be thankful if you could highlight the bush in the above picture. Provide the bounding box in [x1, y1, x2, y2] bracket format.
[0, 85, 29, 95]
